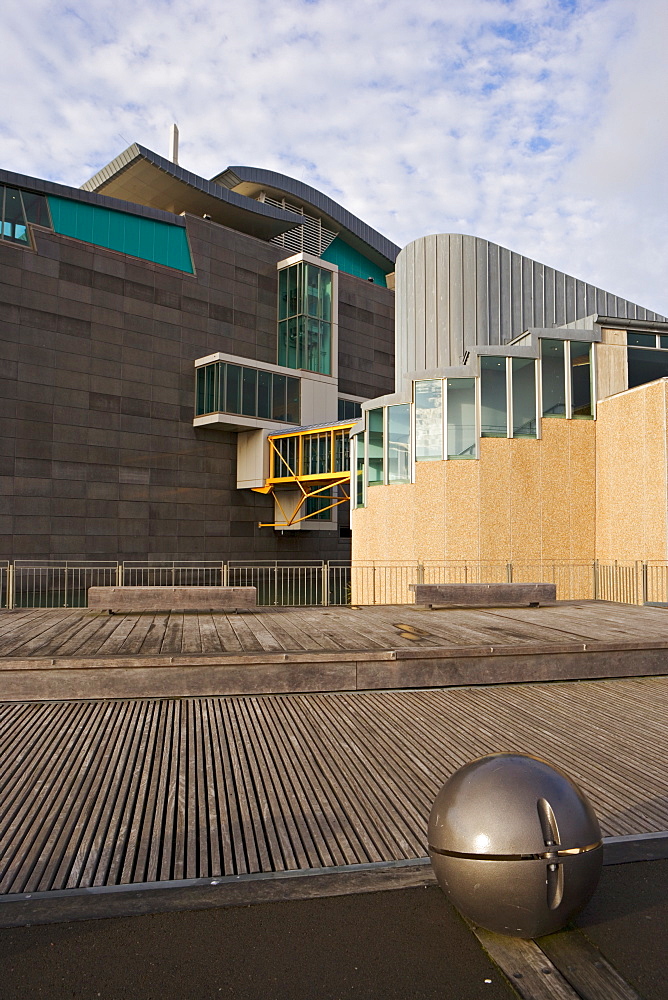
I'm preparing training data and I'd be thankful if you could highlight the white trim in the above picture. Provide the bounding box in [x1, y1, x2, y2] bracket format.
[276, 251, 339, 272]
[194, 351, 336, 384]
[506, 357, 513, 438]
[193, 413, 298, 432]
[565, 340, 573, 418]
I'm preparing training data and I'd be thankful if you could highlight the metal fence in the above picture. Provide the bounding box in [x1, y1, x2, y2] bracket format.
[1, 559, 667, 609]
[349, 561, 598, 605]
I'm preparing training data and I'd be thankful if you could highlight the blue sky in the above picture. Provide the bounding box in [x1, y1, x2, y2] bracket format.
[3, 0, 667, 314]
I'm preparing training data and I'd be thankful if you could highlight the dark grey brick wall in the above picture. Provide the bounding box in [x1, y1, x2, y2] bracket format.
[0, 214, 395, 561]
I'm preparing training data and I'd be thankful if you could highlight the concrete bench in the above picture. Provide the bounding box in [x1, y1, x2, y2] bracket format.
[88, 586, 257, 613]
[410, 583, 556, 608]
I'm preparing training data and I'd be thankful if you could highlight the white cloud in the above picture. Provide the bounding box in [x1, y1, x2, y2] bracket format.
[2, 0, 666, 315]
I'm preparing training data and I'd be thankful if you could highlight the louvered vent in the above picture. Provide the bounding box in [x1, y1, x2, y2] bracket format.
[260, 193, 337, 257]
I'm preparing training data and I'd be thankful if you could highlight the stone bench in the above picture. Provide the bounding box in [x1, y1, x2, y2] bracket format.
[410, 582, 556, 608]
[88, 586, 257, 613]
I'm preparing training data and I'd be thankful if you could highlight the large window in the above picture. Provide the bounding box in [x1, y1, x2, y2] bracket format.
[628, 348, 668, 389]
[415, 380, 443, 461]
[447, 378, 477, 456]
[338, 398, 362, 421]
[541, 340, 566, 417]
[0, 186, 51, 246]
[570, 342, 592, 418]
[511, 358, 537, 437]
[355, 433, 365, 507]
[627, 334, 668, 390]
[278, 261, 333, 375]
[196, 362, 299, 423]
[367, 408, 384, 485]
[480, 357, 508, 437]
[387, 404, 411, 484]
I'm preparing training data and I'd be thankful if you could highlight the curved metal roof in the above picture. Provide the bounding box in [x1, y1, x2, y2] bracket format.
[82, 146, 399, 271]
[213, 166, 400, 269]
[81, 144, 305, 240]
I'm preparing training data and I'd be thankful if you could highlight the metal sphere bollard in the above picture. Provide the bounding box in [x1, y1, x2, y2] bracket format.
[428, 753, 602, 938]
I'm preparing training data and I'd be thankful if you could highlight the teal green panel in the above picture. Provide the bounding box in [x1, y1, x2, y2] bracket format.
[91, 205, 110, 246]
[72, 201, 95, 243]
[107, 209, 126, 249]
[321, 237, 389, 286]
[46, 195, 194, 273]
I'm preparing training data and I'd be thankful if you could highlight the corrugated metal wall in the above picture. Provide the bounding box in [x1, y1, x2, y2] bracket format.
[395, 234, 666, 387]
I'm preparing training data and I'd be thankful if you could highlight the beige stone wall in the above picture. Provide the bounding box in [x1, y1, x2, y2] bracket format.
[596, 328, 627, 401]
[596, 379, 668, 561]
[352, 419, 597, 569]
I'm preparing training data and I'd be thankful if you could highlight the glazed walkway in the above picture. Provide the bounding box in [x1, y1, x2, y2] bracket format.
[2, 675, 668, 894]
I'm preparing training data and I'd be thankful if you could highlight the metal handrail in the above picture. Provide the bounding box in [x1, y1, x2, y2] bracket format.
[1, 559, 667, 609]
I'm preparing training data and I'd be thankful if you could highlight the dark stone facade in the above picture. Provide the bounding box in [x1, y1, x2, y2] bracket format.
[0, 214, 395, 561]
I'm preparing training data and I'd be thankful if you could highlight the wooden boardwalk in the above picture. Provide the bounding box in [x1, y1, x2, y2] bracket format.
[2, 601, 668, 659]
[1, 601, 668, 701]
[1, 675, 668, 893]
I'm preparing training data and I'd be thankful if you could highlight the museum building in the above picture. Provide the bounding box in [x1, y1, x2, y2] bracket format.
[351, 234, 668, 591]
[4, 144, 668, 576]
[0, 144, 398, 562]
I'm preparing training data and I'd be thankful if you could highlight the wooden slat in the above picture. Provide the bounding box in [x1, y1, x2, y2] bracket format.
[3, 602, 668, 661]
[539, 930, 643, 1000]
[473, 928, 581, 999]
[1, 675, 668, 893]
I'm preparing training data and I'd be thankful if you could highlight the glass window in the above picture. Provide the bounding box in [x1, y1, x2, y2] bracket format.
[480, 356, 507, 437]
[511, 358, 537, 437]
[318, 319, 331, 376]
[208, 363, 221, 414]
[660, 336, 668, 350]
[303, 433, 330, 475]
[367, 408, 384, 485]
[277, 321, 287, 367]
[225, 364, 241, 414]
[628, 348, 668, 389]
[338, 398, 362, 421]
[272, 374, 287, 421]
[288, 317, 299, 369]
[20, 191, 51, 228]
[277, 262, 332, 375]
[355, 433, 365, 506]
[286, 376, 300, 424]
[414, 380, 443, 461]
[387, 404, 410, 484]
[257, 371, 271, 419]
[196, 367, 206, 414]
[628, 332, 656, 347]
[274, 436, 298, 477]
[306, 490, 333, 520]
[2, 188, 29, 244]
[334, 429, 350, 471]
[306, 316, 320, 372]
[242, 367, 257, 417]
[446, 378, 477, 457]
[570, 342, 592, 418]
[541, 340, 566, 417]
[195, 363, 221, 415]
[195, 362, 299, 423]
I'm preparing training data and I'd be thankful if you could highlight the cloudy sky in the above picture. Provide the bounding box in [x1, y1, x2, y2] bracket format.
[3, 0, 667, 314]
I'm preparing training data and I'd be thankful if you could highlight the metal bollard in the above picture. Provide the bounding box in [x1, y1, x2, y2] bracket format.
[428, 753, 603, 938]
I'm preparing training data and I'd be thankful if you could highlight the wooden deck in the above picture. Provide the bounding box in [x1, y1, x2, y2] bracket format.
[1, 601, 668, 700]
[3, 601, 668, 658]
[1, 675, 668, 893]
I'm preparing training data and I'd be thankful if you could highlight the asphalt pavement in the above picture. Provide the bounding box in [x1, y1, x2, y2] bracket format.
[1, 859, 666, 999]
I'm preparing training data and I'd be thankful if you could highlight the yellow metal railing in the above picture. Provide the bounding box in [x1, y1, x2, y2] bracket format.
[253, 422, 355, 528]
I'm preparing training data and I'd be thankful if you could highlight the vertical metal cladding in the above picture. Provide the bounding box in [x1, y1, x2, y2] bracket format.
[394, 234, 663, 389]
